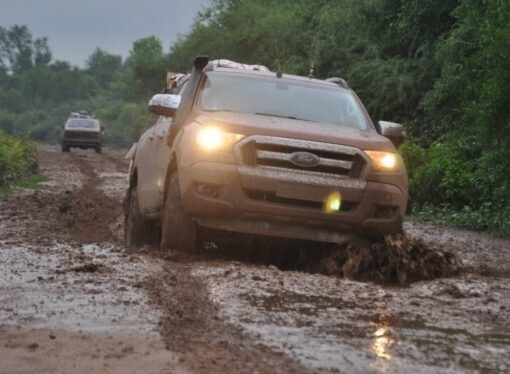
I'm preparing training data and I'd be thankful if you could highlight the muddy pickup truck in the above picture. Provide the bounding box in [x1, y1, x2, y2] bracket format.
[61, 112, 103, 153]
[125, 57, 408, 252]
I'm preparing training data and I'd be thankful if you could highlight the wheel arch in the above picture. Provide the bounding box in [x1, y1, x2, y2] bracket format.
[164, 152, 179, 187]
[129, 166, 138, 189]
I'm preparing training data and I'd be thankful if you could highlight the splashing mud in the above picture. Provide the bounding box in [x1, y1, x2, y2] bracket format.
[317, 234, 463, 284]
[201, 231, 463, 285]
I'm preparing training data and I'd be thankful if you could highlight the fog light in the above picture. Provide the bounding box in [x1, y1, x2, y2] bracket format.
[375, 205, 397, 218]
[197, 183, 219, 198]
[323, 191, 342, 213]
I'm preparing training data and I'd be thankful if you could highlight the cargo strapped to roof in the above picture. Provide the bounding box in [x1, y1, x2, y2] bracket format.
[208, 59, 270, 72]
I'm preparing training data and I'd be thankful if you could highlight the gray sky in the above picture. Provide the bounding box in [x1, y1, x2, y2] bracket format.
[0, 0, 211, 66]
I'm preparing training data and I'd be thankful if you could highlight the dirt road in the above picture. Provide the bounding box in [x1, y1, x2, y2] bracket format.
[1, 147, 509, 373]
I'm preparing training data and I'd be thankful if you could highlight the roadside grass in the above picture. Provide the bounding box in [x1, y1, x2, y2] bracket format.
[0, 132, 43, 198]
[410, 204, 510, 238]
[0, 174, 49, 198]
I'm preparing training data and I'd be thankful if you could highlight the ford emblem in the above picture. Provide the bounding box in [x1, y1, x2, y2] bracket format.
[289, 152, 320, 168]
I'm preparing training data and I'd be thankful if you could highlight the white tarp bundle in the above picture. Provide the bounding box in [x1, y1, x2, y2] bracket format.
[211, 59, 270, 72]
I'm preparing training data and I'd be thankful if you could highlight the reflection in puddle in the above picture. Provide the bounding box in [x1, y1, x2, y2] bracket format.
[371, 323, 396, 372]
[373, 326, 393, 360]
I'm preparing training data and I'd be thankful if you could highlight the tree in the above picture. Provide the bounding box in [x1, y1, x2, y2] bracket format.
[86, 48, 122, 89]
[0, 25, 34, 73]
[113, 36, 168, 101]
[34, 37, 52, 67]
[0, 25, 52, 73]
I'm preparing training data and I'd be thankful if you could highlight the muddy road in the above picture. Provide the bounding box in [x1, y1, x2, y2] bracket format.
[1, 147, 509, 373]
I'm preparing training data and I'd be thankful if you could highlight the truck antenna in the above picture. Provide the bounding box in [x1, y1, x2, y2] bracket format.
[309, 62, 315, 79]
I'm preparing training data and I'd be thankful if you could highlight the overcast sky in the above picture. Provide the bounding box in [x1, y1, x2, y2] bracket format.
[0, 0, 211, 66]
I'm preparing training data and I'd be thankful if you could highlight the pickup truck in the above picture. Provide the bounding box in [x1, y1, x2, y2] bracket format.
[125, 57, 408, 252]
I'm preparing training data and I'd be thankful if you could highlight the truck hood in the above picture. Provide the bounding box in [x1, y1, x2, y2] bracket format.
[194, 111, 395, 152]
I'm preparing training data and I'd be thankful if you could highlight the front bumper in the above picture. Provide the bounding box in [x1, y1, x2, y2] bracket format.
[62, 140, 101, 147]
[178, 160, 406, 242]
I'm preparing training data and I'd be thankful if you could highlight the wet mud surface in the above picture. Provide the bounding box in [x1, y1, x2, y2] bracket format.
[1, 146, 509, 373]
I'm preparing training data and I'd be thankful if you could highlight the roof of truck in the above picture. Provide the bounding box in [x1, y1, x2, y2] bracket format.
[209, 66, 346, 90]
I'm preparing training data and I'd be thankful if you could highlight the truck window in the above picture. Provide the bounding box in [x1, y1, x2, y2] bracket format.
[65, 119, 99, 129]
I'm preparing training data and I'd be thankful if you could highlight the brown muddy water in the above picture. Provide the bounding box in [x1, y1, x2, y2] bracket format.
[0, 147, 508, 373]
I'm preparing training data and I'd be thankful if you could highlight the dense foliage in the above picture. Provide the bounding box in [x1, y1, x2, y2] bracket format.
[0, 131, 37, 188]
[1, 0, 509, 234]
[0, 26, 163, 148]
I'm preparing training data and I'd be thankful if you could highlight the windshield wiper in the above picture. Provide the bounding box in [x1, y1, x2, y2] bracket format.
[255, 112, 317, 123]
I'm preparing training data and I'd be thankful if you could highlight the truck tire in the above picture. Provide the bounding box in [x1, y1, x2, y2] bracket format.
[160, 172, 198, 253]
[124, 187, 148, 247]
[95, 145, 102, 153]
[62, 144, 70, 152]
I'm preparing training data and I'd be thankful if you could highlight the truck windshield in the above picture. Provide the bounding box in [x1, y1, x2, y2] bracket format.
[198, 73, 369, 130]
[66, 119, 99, 129]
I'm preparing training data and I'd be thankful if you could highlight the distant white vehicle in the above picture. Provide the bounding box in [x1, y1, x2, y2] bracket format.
[61, 113, 104, 153]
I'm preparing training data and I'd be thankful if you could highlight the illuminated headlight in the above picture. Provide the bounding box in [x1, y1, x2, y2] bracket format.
[365, 151, 401, 172]
[196, 127, 245, 151]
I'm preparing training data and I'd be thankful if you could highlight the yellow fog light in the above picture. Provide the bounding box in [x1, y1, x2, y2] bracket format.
[196, 127, 244, 151]
[323, 191, 342, 213]
[365, 151, 400, 172]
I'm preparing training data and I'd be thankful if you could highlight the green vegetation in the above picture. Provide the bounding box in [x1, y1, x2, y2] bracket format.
[1, 0, 509, 234]
[0, 174, 49, 197]
[0, 131, 40, 196]
[0, 26, 160, 148]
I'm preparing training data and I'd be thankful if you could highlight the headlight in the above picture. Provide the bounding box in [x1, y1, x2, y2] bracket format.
[365, 150, 400, 172]
[196, 127, 245, 151]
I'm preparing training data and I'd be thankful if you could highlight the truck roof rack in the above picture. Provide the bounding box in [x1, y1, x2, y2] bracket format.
[69, 110, 91, 119]
[325, 77, 349, 89]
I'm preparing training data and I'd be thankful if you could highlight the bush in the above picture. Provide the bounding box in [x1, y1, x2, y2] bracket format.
[401, 137, 510, 236]
[0, 132, 38, 187]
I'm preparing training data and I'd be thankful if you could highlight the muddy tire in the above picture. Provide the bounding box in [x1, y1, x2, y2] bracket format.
[95, 145, 102, 153]
[62, 144, 70, 152]
[160, 172, 198, 253]
[124, 187, 148, 247]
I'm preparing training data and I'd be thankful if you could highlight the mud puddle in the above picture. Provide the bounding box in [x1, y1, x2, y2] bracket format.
[1, 146, 509, 373]
[0, 148, 183, 373]
[190, 258, 509, 372]
[181, 226, 508, 371]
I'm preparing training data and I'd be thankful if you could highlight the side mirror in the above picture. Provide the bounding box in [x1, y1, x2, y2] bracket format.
[148, 94, 181, 117]
[378, 121, 406, 148]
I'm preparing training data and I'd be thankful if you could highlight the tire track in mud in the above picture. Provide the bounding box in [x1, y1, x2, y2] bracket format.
[18, 148, 310, 372]
[0, 150, 126, 247]
[55, 153, 125, 244]
[0, 148, 186, 374]
[145, 260, 311, 374]
[5, 148, 311, 372]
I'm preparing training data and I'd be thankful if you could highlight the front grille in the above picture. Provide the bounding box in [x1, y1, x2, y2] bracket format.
[240, 137, 365, 178]
[65, 131, 99, 140]
[245, 189, 358, 212]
